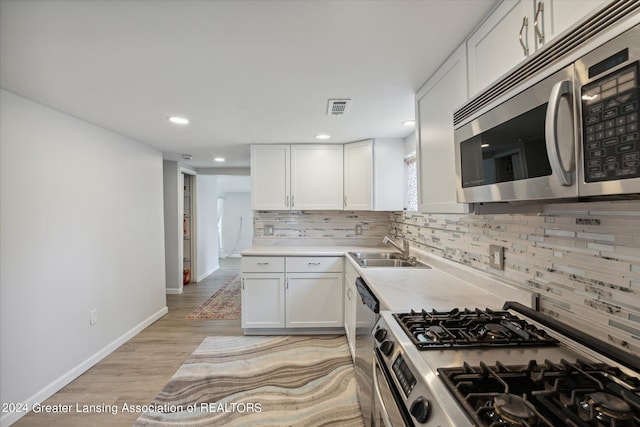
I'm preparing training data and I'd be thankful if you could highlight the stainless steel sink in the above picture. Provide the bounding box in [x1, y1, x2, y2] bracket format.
[349, 252, 405, 260]
[348, 252, 430, 268]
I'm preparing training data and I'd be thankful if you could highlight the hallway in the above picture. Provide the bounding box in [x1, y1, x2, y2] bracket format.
[14, 258, 243, 426]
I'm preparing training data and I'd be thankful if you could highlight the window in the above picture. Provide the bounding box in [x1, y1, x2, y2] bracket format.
[405, 153, 417, 211]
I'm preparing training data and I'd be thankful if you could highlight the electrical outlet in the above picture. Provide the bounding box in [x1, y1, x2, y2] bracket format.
[355, 225, 363, 236]
[489, 245, 504, 270]
[264, 225, 274, 236]
[90, 309, 98, 325]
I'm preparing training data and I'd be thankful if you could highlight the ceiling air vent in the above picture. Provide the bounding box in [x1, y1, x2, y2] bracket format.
[327, 99, 351, 116]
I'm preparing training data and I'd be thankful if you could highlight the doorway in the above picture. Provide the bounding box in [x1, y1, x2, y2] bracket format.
[216, 176, 252, 259]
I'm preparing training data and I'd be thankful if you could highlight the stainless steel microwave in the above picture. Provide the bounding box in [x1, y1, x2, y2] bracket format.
[454, 10, 640, 204]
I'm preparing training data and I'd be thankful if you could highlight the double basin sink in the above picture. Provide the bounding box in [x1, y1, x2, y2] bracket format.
[348, 252, 431, 269]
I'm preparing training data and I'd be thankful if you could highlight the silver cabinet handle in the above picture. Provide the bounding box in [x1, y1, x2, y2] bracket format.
[545, 80, 574, 186]
[343, 195, 347, 207]
[286, 278, 289, 290]
[534, 1, 544, 45]
[347, 288, 353, 299]
[285, 196, 289, 207]
[308, 262, 321, 266]
[257, 262, 270, 265]
[519, 16, 529, 56]
[241, 278, 245, 290]
[291, 195, 295, 207]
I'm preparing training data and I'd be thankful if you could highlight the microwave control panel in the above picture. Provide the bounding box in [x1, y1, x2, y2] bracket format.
[582, 61, 639, 182]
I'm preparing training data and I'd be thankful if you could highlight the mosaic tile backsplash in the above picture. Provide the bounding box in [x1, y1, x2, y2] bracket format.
[253, 210, 391, 246]
[391, 200, 640, 359]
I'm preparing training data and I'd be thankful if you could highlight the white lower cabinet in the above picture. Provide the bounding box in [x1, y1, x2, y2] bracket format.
[344, 261, 359, 360]
[241, 273, 285, 328]
[286, 273, 343, 327]
[241, 256, 343, 330]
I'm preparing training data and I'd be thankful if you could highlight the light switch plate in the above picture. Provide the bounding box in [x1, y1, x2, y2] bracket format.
[489, 245, 504, 270]
[355, 225, 363, 235]
[264, 225, 274, 236]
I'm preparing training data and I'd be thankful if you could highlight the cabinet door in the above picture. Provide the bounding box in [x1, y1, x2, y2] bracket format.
[286, 273, 343, 328]
[251, 145, 290, 210]
[290, 145, 344, 210]
[542, 0, 605, 45]
[467, 0, 534, 96]
[416, 44, 471, 214]
[241, 273, 285, 328]
[344, 140, 373, 210]
[344, 261, 359, 360]
[344, 282, 356, 361]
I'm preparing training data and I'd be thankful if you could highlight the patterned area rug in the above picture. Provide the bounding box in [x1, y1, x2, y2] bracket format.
[187, 274, 241, 320]
[133, 335, 364, 426]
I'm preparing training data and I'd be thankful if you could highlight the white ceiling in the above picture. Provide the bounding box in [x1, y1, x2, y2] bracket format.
[0, 0, 496, 168]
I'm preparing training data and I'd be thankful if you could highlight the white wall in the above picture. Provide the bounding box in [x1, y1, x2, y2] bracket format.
[220, 192, 253, 256]
[0, 89, 167, 426]
[163, 161, 181, 292]
[196, 175, 219, 280]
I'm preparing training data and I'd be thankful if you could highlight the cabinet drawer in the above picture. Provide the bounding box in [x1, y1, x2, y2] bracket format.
[285, 257, 343, 273]
[241, 256, 285, 272]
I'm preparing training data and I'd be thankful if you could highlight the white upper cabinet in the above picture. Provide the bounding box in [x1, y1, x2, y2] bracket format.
[344, 139, 404, 211]
[290, 144, 344, 210]
[542, 0, 606, 43]
[251, 144, 343, 210]
[251, 145, 290, 210]
[416, 44, 472, 214]
[468, 0, 607, 96]
[252, 141, 403, 211]
[344, 140, 373, 210]
[468, 0, 533, 96]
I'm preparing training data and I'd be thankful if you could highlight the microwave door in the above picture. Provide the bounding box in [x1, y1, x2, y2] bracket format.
[455, 65, 579, 203]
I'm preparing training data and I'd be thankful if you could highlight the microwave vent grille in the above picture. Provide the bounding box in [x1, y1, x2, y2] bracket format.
[454, 0, 640, 127]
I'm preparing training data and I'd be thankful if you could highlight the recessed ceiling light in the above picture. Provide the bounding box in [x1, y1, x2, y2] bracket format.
[214, 157, 225, 162]
[402, 120, 415, 127]
[315, 134, 331, 140]
[168, 116, 189, 125]
[182, 154, 193, 160]
[481, 143, 490, 148]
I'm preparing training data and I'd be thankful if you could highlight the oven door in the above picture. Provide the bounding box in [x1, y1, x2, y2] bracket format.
[455, 64, 579, 203]
[372, 350, 412, 427]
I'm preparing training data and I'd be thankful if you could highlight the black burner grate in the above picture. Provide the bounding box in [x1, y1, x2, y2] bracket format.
[438, 359, 640, 427]
[393, 308, 558, 349]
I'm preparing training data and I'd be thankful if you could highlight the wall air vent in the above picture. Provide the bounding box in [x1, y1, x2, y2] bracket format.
[327, 99, 351, 116]
[454, 0, 640, 127]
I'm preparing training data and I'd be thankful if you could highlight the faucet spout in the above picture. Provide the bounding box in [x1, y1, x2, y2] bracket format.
[383, 235, 410, 259]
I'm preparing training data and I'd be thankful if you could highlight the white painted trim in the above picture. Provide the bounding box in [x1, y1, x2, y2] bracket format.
[166, 288, 183, 295]
[0, 307, 168, 427]
[197, 264, 219, 282]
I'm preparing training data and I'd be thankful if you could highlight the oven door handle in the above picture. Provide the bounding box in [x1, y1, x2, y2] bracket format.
[545, 79, 574, 186]
[372, 357, 394, 427]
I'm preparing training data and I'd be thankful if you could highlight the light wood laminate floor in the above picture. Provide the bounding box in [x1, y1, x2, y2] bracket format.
[14, 258, 243, 427]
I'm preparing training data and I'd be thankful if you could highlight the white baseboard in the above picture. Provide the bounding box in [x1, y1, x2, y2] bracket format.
[196, 264, 219, 282]
[166, 287, 183, 294]
[0, 306, 168, 427]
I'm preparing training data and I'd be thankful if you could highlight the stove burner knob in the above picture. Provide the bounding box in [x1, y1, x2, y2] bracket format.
[380, 339, 394, 356]
[374, 328, 387, 343]
[410, 396, 431, 423]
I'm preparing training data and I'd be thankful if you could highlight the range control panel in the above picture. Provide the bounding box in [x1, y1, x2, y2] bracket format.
[582, 61, 639, 182]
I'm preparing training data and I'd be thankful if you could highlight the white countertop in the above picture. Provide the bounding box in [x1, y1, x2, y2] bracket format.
[242, 245, 535, 311]
[241, 245, 385, 257]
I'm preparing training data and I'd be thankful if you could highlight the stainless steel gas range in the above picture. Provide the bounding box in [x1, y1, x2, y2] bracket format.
[371, 302, 640, 427]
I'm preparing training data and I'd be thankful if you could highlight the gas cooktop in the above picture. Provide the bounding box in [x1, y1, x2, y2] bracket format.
[438, 358, 640, 427]
[393, 308, 558, 349]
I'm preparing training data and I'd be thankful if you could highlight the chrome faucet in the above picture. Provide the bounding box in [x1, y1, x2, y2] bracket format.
[383, 235, 410, 259]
